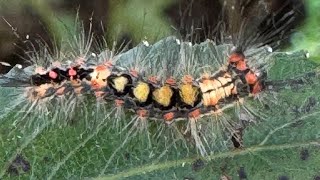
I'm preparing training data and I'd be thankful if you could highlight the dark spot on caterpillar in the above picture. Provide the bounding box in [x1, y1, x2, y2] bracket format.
[231, 128, 243, 148]
[300, 149, 309, 161]
[314, 175, 320, 180]
[238, 167, 247, 179]
[192, 159, 205, 172]
[7, 154, 31, 175]
[279, 175, 289, 180]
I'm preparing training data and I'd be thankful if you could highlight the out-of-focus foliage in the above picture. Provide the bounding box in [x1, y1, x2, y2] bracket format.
[0, 0, 179, 73]
[0, 0, 312, 74]
[291, 0, 320, 60]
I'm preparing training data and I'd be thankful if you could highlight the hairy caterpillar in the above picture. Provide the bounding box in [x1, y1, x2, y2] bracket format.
[0, 1, 318, 179]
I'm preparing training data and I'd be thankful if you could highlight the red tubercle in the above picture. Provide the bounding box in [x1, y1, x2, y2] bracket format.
[137, 109, 148, 118]
[163, 112, 175, 122]
[148, 76, 158, 84]
[188, 109, 201, 119]
[49, 70, 58, 79]
[182, 75, 193, 84]
[165, 77, 176, 85]
[228, 53, 245, 63]
[129, 69, 139, 78]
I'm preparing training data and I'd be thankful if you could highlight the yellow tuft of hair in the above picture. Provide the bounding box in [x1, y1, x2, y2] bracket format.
[133, 81, 150, 103]
[179, 84, 199, 106]
[112, 76, 129, 92]
[152, 85, 173, 107]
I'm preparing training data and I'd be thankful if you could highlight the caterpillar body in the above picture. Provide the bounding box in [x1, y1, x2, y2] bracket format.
[23, 40, 262, 122]
[0, 35, 309, 156]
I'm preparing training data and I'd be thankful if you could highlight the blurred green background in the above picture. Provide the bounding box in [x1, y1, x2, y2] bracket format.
[0, 0, 319, 73]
